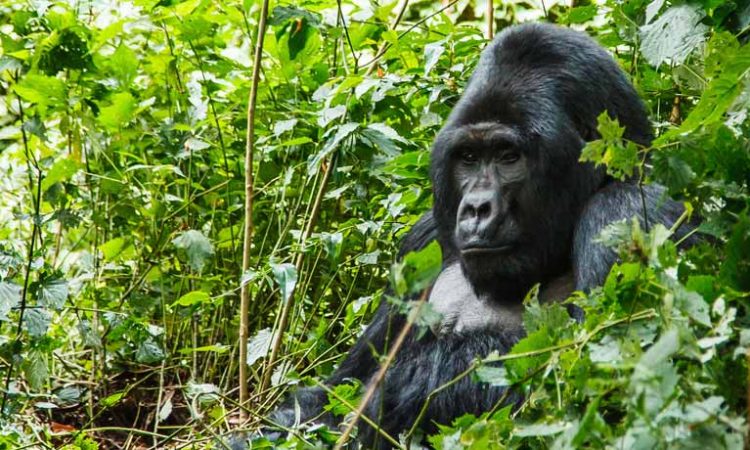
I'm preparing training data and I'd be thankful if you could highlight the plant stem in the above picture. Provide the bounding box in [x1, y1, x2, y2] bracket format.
[239, 0, 270, 422]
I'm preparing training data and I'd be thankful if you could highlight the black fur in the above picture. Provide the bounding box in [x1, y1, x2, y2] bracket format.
[269, 23, 697, 447]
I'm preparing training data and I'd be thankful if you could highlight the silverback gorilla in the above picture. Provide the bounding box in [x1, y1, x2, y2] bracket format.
[269, 23, 696, 448]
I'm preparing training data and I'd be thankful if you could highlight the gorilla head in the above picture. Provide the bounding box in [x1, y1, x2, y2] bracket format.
[430, 24, 652, 299]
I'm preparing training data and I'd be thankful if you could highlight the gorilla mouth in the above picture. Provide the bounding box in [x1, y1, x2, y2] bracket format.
[460, 244, 515, 255]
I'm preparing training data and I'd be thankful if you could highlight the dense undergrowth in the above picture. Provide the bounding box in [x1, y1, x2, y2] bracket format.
[0, 0, 748, 448]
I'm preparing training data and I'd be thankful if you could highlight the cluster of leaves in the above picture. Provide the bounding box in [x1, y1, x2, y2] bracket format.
[0, 0, 747, 448]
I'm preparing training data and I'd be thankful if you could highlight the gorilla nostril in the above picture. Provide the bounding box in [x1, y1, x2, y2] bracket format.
[476, 202, 491, 220]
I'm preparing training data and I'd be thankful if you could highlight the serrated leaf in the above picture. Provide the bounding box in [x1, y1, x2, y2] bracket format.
[0, 281, 21, 320]
[640, 5, 708, 67]
[24, 308, 51, 337]
[172, 230, 214, 272]
[247, 328, 273, 367]
[38, 278, 68, 309]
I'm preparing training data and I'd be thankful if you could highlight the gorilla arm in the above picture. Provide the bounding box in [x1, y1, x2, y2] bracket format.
[573, 182, 699, 291]
[359, 330, 521, 450]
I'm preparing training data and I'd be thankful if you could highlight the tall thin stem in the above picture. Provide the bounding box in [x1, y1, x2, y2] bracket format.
[239, 0, 270, 422]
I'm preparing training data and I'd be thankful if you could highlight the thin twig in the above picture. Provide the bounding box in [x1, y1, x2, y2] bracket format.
[239, 0, 270, 421]
[486, 0, 494, 40]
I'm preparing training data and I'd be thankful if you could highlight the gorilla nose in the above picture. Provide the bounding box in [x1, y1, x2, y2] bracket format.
[456, 191, 500, 242]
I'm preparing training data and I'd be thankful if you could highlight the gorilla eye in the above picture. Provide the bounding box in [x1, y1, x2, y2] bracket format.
[460, 151, 479, 165]
[500, 152, 520, 164]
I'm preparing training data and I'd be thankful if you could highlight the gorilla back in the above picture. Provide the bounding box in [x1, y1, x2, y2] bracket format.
[268, 23, 697, 449]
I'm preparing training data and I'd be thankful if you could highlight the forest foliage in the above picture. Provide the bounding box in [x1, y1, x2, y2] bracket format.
[0, 0, 749, 448]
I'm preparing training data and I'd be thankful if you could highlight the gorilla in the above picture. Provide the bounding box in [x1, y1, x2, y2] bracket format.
[268, 23, 696, 448]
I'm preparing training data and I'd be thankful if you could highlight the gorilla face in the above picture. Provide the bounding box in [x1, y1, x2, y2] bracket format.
[433, 119, 581, 297]
[449, 123, 527, 255]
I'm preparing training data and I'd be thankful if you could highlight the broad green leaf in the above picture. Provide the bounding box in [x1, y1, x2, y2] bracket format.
[41, 158, 80, 192]
[424, 41, 445, 76]
[13, 74, 66, 117]
[99, 237, 127, 261]
[24, 308, 51, 337]
[401, 241, 442, 295]
[563, 5, 597, 24]
[101, 392, 125, 407]
[98, 92, 137, 131]
[38, 278, 68, 309]
[24, 350, 48, 391]
[172, 230, 214, 272]
[325, 381, 362, 416]
[247, 328, 273, 367]
[110, 44, 138, 87]
[308, 122, 358, 175]
[0, 281, 21, 320]
[640, 5, 708, 67]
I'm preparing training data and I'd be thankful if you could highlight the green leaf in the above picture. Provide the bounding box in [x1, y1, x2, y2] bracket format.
[172, 290, 210, 307]
[271, 263, 297, 304]
[504, 328, 552, 380]
[658, 36, 750, 142]
[136, 339, 164, 364]
[474, 365, 510, 387]
[110, 44, 138, 87]
[401, 241, 442, 295]
[325, 381, 362, 416]
[674, 285, 711, 327]
[563, 5, 598, 24]
[172, 230, 214, 272]
[0, 281, 21, 320]
[38, 278, 68, 310]
[514, 422, 570, 437]
[308, 122, 358, 175]
[424, 41, 445, 76]
[41, 158, 80, 192]
[24, 308, 51, 337]
[23, 350, 48, 391]
[13, 74, 66, 117]
[97, 92, 137, 131]
[247, 328, 273, 367]
[580, 112, 638, 180]
[640, 5, 708, 67]
[101, 391, 125, 407]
